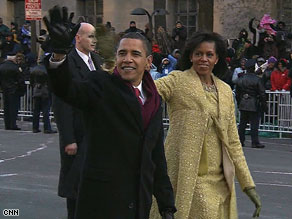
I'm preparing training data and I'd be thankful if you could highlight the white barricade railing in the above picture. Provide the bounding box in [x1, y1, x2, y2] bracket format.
[259, 91, 292, 136]
[0, 81, 53, 120]
[18, 81, 34, 118]
[162, 90, 292, 137]
[0, 85, 291, 137]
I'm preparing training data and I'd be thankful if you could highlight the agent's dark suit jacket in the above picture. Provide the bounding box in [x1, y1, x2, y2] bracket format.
[46, 57, 175, 219]
[52, 49, 102, 199]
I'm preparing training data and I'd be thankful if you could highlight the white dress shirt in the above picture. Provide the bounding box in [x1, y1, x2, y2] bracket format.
[133, 82, 146, 105]
[76, 48, 96, 71]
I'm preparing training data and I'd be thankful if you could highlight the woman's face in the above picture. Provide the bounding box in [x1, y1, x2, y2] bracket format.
[278, 62, 285, 71]
[190, 41, 219, 76]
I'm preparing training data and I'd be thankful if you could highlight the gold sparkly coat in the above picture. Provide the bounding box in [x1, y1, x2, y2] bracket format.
[151, 68, 255, 219]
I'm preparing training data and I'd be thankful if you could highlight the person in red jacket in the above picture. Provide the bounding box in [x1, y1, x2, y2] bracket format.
[270, 59, 291, 91]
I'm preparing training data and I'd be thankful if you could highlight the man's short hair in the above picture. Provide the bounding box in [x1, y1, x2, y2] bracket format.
[118, 32, 151, 56]
[130, 21, 136, 25]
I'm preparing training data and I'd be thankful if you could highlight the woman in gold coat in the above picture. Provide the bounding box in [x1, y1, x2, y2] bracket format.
[150, 32, 262, 219]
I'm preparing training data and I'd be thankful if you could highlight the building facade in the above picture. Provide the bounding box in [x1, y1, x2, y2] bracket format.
[1, 0, 291, 40]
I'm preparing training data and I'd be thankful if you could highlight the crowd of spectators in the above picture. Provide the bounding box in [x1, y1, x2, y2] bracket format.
[0, 18, 55, 132]
[225, 15, 292, 95]
[1, 14, 292, 132]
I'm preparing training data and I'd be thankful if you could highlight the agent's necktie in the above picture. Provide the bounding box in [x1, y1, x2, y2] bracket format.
[88, 57, 95, 71]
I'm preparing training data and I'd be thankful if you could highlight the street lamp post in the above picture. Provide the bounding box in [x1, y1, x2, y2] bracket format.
[130, 8, 168, 40]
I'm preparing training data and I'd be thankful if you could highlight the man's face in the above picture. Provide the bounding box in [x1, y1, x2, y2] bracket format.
[130, 23, 136, 28]
[6, 35, 13, 41]
[176, 23, 182, 28]
[76, 24, 97, 55]
[268, 62, 275, 69]
[174, 52, 181, 59]
[16, 56, 23, 64]
[116, 38, 152, 86]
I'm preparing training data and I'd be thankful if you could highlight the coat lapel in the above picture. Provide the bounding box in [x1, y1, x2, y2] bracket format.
[111, 75, 144, 132]
[90, 52, 102, 70]
[190, 68, 224, 119]
[213, 76, 225, 121]
[71, 49, 91, 79]
[188, 68, 210, 112]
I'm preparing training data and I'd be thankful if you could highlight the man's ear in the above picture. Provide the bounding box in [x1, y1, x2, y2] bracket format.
[146, 55, 153, 67]
[75, 34, 80, 42]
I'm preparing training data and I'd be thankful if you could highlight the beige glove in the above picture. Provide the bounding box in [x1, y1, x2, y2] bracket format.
[244, 187, 262, 218]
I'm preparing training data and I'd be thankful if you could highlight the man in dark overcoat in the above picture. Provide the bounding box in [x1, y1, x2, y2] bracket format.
[44, 6, 176, 219]
[52, 22, 102, 219]
[0, 52, 24, 130]
[236, 59, 268, 148]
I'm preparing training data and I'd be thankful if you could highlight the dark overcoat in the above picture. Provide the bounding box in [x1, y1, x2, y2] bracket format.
[46, 57, 175, 219]
[52, 49, 102, 199]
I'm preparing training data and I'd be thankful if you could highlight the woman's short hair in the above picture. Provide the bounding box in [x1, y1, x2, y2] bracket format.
[179, 32, 228, 79]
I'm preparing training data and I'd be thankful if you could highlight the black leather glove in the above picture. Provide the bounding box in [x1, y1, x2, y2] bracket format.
[43, 5, 80, 54]
[161, 210, 174, 219]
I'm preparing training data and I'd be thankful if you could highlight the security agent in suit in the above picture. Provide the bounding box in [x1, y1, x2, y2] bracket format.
[44, 6, 175, 219]
[236, 59, 268, 148]
[0, 53, 24, 130]
[52, 22, 102, 219]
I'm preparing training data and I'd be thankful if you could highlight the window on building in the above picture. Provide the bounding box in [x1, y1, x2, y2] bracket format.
[96, 0, 103, 24]
[85, 0, 103, 25]
[174, 0, 197, 38]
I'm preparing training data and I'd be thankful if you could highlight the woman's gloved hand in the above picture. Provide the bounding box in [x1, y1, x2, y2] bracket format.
[244, 187, 262, 218]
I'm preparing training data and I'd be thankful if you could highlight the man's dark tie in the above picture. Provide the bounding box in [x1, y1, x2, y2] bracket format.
[134, 88, 143, 105]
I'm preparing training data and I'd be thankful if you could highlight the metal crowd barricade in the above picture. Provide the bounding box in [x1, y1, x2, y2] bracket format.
[0, 85, 291, 137]
[259, 90, 292, 137]
[161, 90, 292, 138]
[229, 90, 292, 137]
[0, 81, 33, 119]
[19, 81, 34, 118]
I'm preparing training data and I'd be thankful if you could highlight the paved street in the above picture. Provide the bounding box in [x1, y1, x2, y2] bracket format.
[0, 120, 291, 219]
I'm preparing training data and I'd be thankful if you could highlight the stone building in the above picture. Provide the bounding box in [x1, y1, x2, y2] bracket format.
[0, 0, 291, 40]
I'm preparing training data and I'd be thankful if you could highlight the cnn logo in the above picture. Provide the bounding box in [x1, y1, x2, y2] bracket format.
[2, 209, 19, 216]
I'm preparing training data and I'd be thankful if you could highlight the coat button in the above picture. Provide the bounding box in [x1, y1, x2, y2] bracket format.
[128, 203, 134, 209]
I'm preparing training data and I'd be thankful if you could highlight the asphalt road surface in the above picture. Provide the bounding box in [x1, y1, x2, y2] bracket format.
[0, 120, 291, 219]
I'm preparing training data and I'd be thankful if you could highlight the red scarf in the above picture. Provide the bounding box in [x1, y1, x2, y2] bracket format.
[113, 67, 160, 130]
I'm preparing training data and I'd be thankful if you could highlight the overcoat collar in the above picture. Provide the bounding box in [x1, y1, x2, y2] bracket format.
[111, 75, 144, 133]
[188, 67, 225, 121]
[71, 49, 101, 73]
